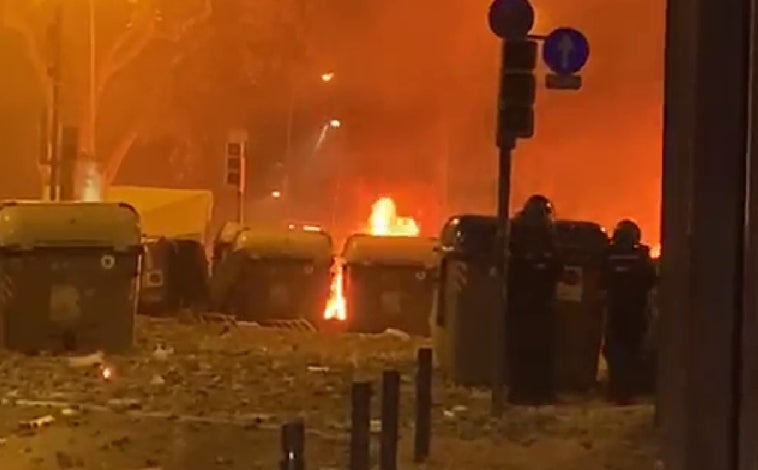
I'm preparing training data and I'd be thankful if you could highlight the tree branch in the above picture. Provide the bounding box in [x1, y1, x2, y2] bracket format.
[1, 3, 50, 104]
[96, 0, 213, 103]
[103, 125, 142, 185]
[156, 0, 212, 43]
[96, 14, 158, 102]
[103, 38, 198, 185]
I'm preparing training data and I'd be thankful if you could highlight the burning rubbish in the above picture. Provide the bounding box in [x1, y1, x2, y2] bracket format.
[323, 196, 421, 322]
[323, 265, 347, 321]
[365, 197, 420, 237]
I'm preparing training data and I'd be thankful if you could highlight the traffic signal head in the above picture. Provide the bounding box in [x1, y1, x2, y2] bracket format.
[225, 142, 243, 186]
[497, 40, 538, 142]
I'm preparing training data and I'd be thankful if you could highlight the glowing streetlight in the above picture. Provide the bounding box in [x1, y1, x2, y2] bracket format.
[328, 119, 341, 129]
[285, 71, 337, 169]
[271, 190, 282, 198]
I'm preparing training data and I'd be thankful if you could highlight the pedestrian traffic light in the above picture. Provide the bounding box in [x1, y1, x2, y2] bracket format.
[497, 39, 538, 143]
[225, 141, 243, 187]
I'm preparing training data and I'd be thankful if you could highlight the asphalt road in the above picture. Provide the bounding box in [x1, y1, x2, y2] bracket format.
[0, 316, 660, 469]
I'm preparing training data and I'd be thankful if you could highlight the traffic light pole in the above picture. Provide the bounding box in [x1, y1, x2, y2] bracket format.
[48, 5, 63, 201]
[492, 135, 515, 417]
[237, 150, 246, 225]
[489, 35, 536, 417]
[237, 187, 245, 225]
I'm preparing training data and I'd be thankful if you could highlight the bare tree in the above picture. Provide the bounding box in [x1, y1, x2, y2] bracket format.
[1, 0, 213, 195]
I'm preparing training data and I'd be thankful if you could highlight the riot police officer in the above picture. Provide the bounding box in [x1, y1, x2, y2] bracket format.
[506, 195, 563, 405]
[601, 219, 657, 404]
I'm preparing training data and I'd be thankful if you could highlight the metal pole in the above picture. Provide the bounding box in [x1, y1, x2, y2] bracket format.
[284, 89, 295, 167]
[413, 348, 432, 462]
[380, 370, 400, 470]
[59, 126, 78, 201]
[88, 0, 96, 157]
[491, 136, 514, 417]
[237, 189, 244, 225]
[280, 419, 305, 470]
[48, 4, 63, 201]
[238, 142, 247, 225]
[349, 381, 371, 470]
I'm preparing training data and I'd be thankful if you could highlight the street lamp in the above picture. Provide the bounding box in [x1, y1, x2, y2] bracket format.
[328, 119, 341, 129]
[284, 72, 335, 163]
[88, 0, 96, 157]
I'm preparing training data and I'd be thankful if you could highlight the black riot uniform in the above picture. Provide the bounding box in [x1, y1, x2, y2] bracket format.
[601, 219, 657, 404]
[506, 195, 564, 405]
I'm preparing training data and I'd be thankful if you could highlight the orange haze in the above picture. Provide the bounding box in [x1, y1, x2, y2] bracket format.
[315, 0, 664, 246]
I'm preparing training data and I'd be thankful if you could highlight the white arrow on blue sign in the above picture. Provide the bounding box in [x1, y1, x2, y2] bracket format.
[542, 27, 590, 75]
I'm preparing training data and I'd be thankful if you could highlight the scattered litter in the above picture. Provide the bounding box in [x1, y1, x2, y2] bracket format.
[237, 413, 275, 423]
[67, 351, 104, 368]
[20, 414, 55, 429]
[152, 345, 174, 361]
[61, 408, 78, 417]
[107, 398, 142, 411]
[149, 374, 166, 386]
[382, 328, 411, 341]
[307, 365, 330, 373]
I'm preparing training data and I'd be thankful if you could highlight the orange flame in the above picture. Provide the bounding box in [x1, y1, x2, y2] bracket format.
[322, 196, 421, 321]
[366, 197, 420, 236]
[323, 266, 347, 321]
[101, 366, 114, 380]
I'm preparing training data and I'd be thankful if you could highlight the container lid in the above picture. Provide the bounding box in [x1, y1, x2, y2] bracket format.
[438, 214, 499, 255]
[0, 201, 140, 250]
[233, 228, 333, 262]
[554, 220, 609, 252]
[342, 234, 437, 266]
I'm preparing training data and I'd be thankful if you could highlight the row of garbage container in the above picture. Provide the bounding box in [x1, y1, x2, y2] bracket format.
[0, 201, 653, 395]
[206, 225, 437, 336]
[202, 216, 653, 393]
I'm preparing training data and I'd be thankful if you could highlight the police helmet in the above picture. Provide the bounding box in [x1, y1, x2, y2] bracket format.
[518, 194, 554, 223]
[612, 219, 642, 246]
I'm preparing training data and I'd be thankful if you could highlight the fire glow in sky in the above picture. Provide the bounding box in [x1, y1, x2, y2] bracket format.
[323, 196, 420, 321]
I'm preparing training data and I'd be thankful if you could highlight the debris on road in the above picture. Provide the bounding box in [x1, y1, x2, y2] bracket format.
[0, 316, 659, 469]
[67, 351, 104, 368]
[19, 414, 55, 430]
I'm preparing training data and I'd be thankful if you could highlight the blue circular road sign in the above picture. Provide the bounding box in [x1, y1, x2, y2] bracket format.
[542, 27, 590, 75]
[488, 0, 535, 40]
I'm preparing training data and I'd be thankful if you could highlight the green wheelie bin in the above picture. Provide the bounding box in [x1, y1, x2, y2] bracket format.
[552, 220, 609, 392]
[0, 202, 141, 354]
[431, 214, 502, 386]
[209, 227, 333, 328]
[341, 234, 437, 335]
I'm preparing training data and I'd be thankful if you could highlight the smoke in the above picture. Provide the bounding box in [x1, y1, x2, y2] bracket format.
[316, 0, 664, 244]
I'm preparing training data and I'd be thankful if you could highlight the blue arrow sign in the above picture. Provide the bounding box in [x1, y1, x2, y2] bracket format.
[542, 27, 590, 75]
[488, 0, 535, 40]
